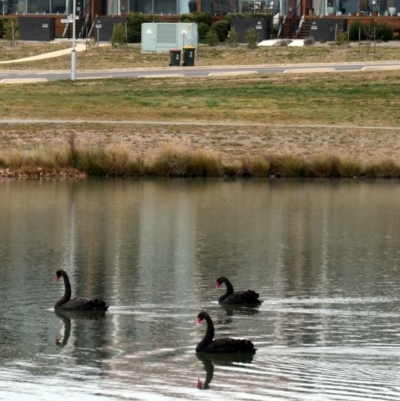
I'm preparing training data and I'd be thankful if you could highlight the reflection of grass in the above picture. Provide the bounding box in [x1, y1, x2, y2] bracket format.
[2, 141, 399, 178]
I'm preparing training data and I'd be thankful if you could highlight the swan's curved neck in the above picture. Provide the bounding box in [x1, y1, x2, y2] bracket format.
[219, 279, 234, 302]
[196, 315, 214, 352]
[55, 273, 71, 308]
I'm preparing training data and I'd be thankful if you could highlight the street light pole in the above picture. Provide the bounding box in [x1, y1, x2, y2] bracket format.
[71, 0, 77, 80]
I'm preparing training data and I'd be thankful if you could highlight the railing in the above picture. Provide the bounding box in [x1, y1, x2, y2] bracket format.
[87, 18, 96, 38]
[62, 22, 70, 38]
[296, 14, 304, 36]
[277, 14, 286, 37]
[79, 13, 90, 38]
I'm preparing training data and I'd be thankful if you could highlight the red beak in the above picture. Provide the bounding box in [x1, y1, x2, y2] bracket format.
[197, 317, 202, 325]
[216, 282, 221, 288]
[196, 377, 202, 389]
[55, 276, 59, 282]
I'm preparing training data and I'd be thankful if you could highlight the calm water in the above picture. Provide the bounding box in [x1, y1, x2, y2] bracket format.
[1, 179, 400, 401]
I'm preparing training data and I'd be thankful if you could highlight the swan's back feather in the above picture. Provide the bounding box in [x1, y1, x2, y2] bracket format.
[57, 297, 108, 311]
[203, 337, 256, 353]
[221, 290, 261, 304]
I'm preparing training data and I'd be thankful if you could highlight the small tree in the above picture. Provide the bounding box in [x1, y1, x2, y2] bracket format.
[226, 27, 238, 47]
[3, 19, 20, 47]
[206, 30, 219, 46]
[111, 23, 127, 48]
[336, 32, 348, 47]
[245, 27, 258, 49]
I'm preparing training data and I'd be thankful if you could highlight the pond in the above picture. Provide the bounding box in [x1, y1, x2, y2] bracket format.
[1, 179, 400, 400]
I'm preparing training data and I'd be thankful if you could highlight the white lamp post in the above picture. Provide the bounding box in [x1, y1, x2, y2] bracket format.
[71, 0, 77, 80]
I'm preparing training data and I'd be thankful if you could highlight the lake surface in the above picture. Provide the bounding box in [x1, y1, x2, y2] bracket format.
[1, 179, 400, 401]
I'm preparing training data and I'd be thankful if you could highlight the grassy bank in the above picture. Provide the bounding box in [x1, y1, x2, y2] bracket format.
[1, 65, 400, 178]
[1, 140, 400, 178]
[1, 72, 400, 126]
[1, 42, 400, 70]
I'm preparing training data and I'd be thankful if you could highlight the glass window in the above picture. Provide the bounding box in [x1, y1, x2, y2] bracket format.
[52, 0, 67, 13]
[28, 0, 50, 12]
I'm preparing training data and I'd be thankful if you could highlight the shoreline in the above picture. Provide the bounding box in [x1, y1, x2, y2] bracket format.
[1, 136, 400, 179]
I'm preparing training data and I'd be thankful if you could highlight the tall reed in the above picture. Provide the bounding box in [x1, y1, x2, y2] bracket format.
[1, 139, 400, 179]
[150, 143, 221, 177]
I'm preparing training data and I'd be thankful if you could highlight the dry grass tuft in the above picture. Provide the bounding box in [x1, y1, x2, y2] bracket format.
[241, 155, 270, 177]
[337, 156, 362, 178]
[150, 143, 222, 177]
[362, 159, 400, 178]
[267, 152, 307, 177]
[309, 153, 340, 177]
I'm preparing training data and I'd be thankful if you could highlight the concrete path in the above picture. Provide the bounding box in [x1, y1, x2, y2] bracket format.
[258, 39, 305, 47]
[0, 43, 99, 64]
[1, 119, 400, 130]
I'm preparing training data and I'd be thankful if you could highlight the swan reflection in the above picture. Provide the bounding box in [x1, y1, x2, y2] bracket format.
[220, 303, 261, 317]
[196, 352, 255, 390]
[215, 303, 260, 325]
[54, 310, 107, 346]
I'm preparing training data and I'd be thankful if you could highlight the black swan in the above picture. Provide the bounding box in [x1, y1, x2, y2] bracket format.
[216, 276, 261, 305]
[196, 311, 256, 354]
[55, 270, 109, 311]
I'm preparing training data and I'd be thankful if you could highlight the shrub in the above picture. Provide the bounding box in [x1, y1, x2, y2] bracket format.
[210, 20, 230, 43]
[226, 27, 238, 47]
[180, 13, 195, 22]
[245, 27, 259, 49]
[110, 23, 127, 48]
[337, 31, 347, 46]
[126, 12, 158, 43]
[180, 12, 213, 26]
[193, 12, 213, 26]
[198, 22, 210, 42]
[376, 22, 393, 41]
[206, 29, 219, 46]
[349, 20, 366, 41]
[304, 36, 315, 46]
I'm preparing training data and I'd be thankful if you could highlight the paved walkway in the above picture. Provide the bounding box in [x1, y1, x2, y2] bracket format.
[1, 119, 399, 130]
[0, 43, 102, 64]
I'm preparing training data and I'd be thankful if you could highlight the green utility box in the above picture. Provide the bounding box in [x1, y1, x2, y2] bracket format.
[169, 48, 181, 66]
[182, 46, 196, 66]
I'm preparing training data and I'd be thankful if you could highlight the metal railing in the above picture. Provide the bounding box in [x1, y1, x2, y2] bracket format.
[62, 22, 70, 38]
[296, 14, 304, 36]
[79, 13, 90, 38]
[277, 14, 286, 37]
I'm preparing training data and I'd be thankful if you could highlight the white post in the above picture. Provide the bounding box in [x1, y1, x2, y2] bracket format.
[71, 0, 77, 80]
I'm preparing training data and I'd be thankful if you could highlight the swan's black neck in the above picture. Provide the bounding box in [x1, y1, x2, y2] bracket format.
[55, 272, 72, 308]
[219, 278, 234, 303]
[196, 314, 214, 352]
